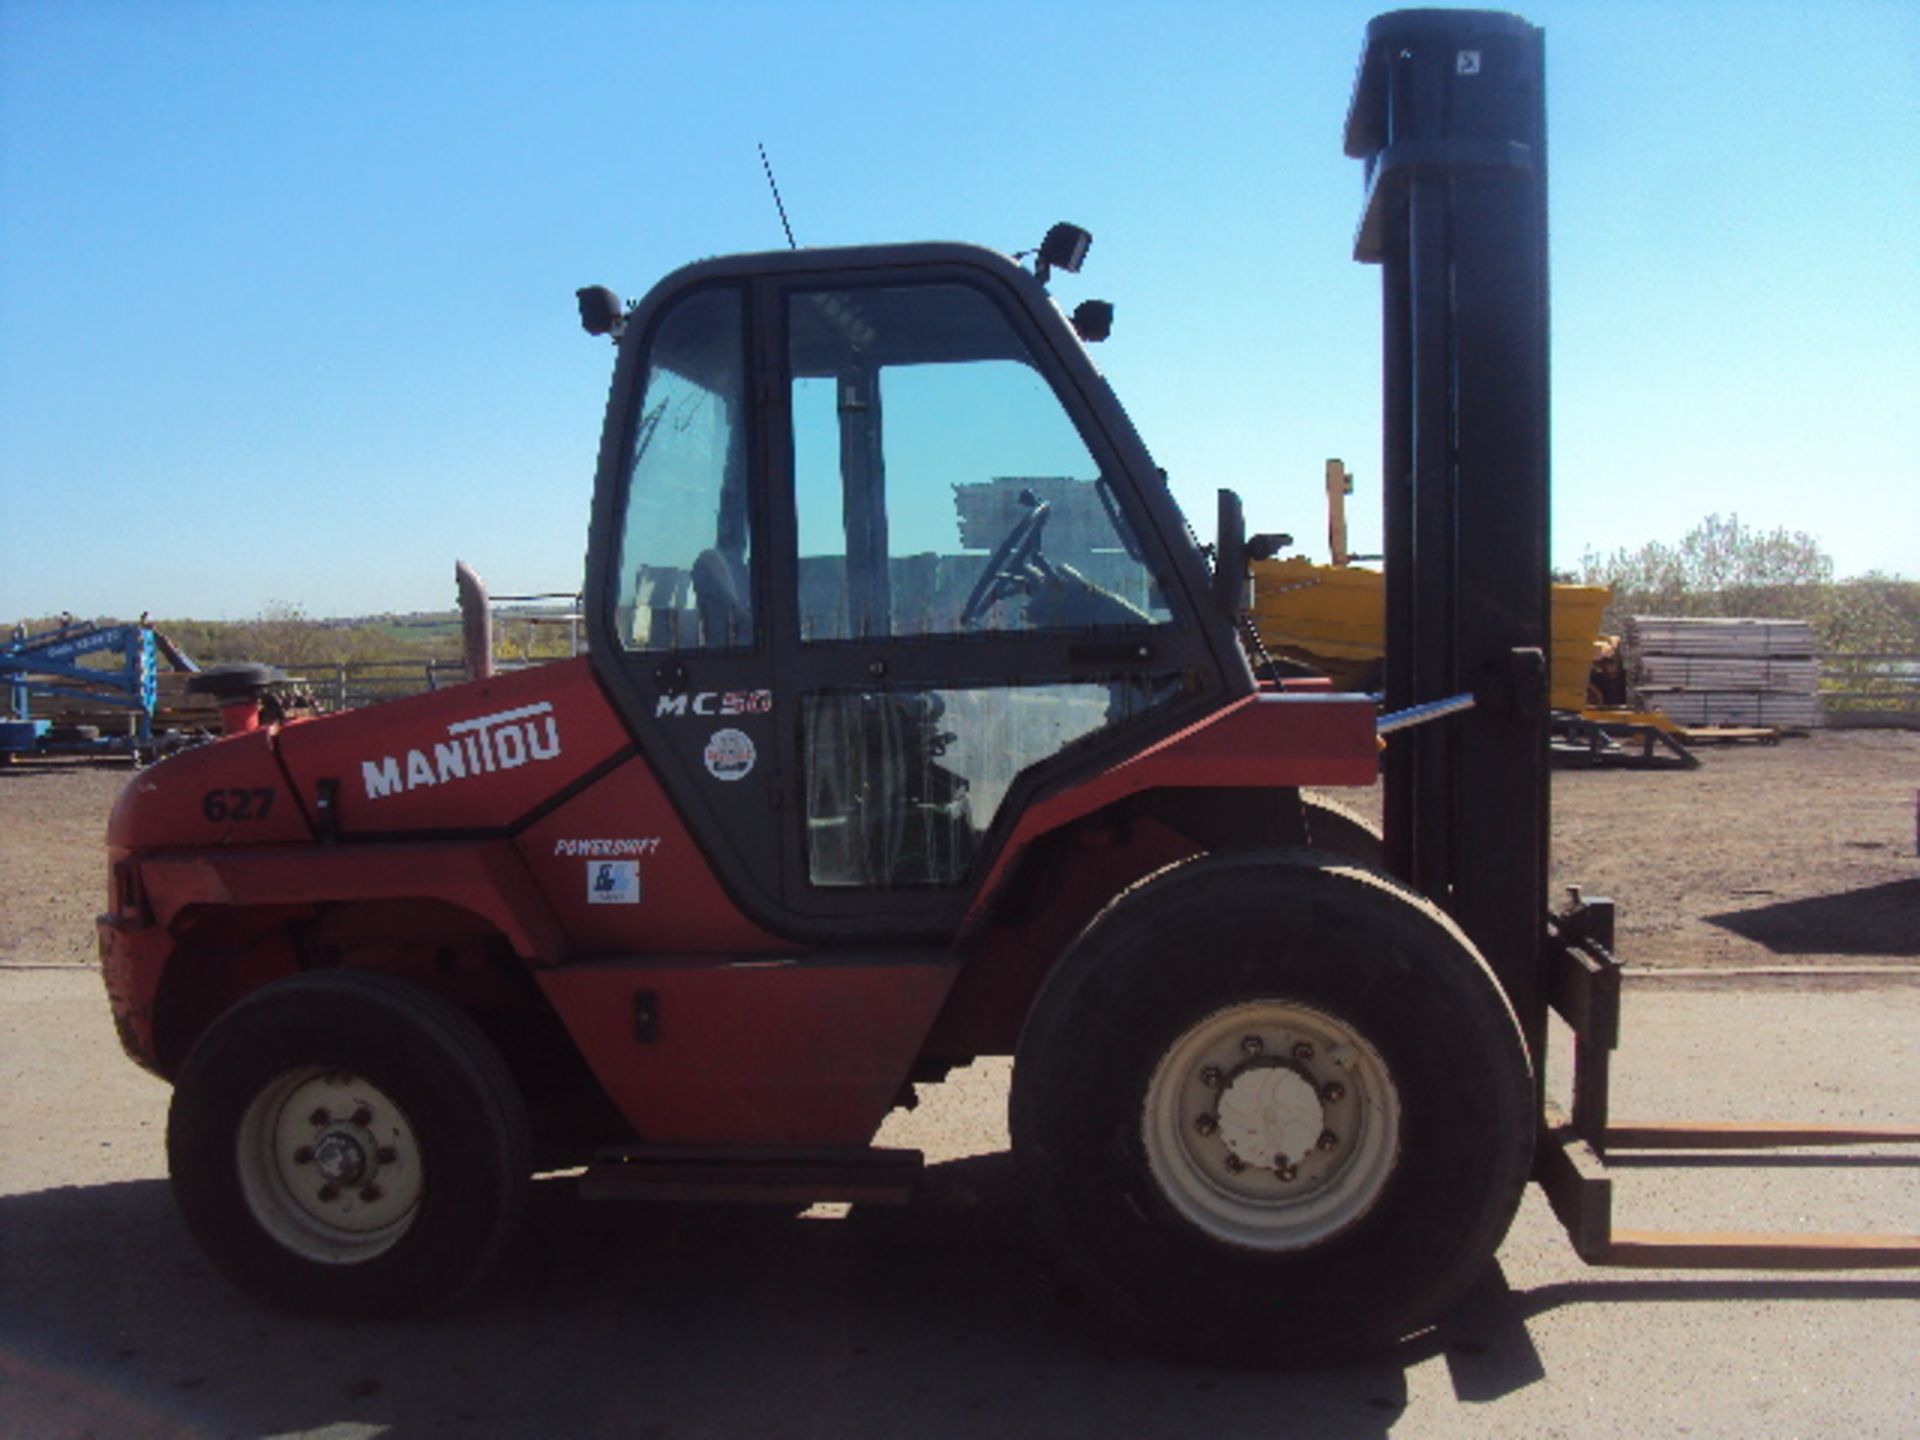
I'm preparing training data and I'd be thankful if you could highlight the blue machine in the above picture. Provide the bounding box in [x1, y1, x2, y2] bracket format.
[2, 618, 196, 758]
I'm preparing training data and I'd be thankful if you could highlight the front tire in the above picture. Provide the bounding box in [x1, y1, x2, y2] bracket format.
[1010, 852, 1534, 1366]
[1300, 790, 1385, 869]
[168, 968, 530, 1318]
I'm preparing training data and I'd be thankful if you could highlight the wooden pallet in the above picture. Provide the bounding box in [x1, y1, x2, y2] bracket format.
[1672, 724, 1785, 745]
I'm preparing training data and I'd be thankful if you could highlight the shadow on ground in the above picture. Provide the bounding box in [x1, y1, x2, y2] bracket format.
[7, 1154, 1918, 1439]
[1706, 878, 1920, 956]
[0, 1154, 1490, 1440]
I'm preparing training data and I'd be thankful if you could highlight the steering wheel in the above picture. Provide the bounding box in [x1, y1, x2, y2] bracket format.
[961, 499, 1053, 627]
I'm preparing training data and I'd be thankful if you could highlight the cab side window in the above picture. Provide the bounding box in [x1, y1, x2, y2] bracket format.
[614, 287, 754, 651]
[788, 284, 1171, 643]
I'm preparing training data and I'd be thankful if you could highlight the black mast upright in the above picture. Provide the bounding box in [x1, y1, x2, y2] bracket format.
[1346, 10, 1552, 1054]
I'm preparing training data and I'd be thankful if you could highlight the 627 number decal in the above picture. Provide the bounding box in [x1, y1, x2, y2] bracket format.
[202, 787, 276, 822]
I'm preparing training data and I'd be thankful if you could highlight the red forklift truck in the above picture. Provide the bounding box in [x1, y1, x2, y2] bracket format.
[96, 9, 1918, 1366]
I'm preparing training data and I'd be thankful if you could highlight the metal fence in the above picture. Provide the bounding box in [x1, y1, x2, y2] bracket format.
[285, 658, 473, 711]
[1820, 652, 1920, 728]
[271, 599, 585, 713]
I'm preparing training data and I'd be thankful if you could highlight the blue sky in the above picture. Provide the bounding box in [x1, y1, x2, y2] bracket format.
[3, 0, 1915, 621]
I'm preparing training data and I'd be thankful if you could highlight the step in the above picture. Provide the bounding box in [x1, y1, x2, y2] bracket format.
[580, 1145, 923, 1206]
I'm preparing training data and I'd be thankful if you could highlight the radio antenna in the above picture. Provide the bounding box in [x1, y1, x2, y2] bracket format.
[758, 142, 797, 250]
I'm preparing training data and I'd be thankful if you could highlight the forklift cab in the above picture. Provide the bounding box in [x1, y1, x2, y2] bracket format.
[583, 243, 1250, 938]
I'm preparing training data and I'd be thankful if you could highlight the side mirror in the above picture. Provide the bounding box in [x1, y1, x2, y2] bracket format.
[1071, 300, 1113, 343]
[1040, 222, 1091, 273]
[576, 285, 625, 339]
[1034, 222, 1092, 283]
[1214, 488, 1249, 618]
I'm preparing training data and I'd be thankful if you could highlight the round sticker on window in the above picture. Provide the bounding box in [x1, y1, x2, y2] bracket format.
[704, 727, 756, 782]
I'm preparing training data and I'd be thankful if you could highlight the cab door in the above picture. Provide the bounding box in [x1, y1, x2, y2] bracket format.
[765, 265, 1222, 932]
[587, 281, 788, 924]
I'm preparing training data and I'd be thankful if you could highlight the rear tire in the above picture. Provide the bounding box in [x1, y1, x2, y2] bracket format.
[1010, 852, 1533, 1366]
[168, 968, 530, 1318]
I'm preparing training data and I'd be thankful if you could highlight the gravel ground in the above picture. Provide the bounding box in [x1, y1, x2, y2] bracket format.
[1333, 727, 1919, 967]
[1544, 729, 1918, 965]
[0, 761, 121, 968]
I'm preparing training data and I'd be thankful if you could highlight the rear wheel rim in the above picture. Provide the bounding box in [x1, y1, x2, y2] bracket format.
[1142, 1000, 1400, 1250]
[235, 1068, 424, 1265]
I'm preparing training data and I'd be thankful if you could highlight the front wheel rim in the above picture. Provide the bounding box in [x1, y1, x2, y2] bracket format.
[1142, 1000, 1401, 1251]
[235, 1068, 425, 1265]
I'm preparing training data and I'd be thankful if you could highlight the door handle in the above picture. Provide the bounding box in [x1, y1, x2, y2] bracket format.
[1068, 640, 1155, 665]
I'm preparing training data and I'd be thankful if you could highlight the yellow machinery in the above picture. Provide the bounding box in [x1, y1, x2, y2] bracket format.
[1249, 559, 1611, 712]
[1249, 460, 1694, 765]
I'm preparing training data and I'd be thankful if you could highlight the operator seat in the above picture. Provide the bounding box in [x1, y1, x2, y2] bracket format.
[691, 547, 751, 647]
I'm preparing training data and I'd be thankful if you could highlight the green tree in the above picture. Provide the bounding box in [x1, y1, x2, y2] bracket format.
[226, 601, 338, 667]
[1579, 513, 1832, 624]
[1814, 573, 1920, 655]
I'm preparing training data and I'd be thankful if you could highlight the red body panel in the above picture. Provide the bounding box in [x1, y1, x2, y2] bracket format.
[133, 840, 567, 960]
[967, 692, 1378, 926]
[923, 814, 1203, 1057]
[98, 912, 176, 1069]
[537, 959, 957, 1147]
[99, 657, 1379, 1152]
[97, 659, 792, 1100]
[273, 659, 631, 836]
[98, 837, 572, 1073]
[107, 731, 310, 849]
[512, 755, 784, 956]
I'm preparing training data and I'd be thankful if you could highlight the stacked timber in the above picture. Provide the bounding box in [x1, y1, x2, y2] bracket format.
[1624, 616, 1820, 729]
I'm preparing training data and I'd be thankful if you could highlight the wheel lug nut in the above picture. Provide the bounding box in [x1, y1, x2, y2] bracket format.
[350, 1106, 373, 1128]
[1291, 1041, 1315, 1062]
[309, 1108, 331, 1126]
[1224, 1153, 1246, 1173]
[360, 1184, 382, 1202]
[1194, 1113, 1219, 1136]
[318, 1184, 340, 1202]
[1240, 1035, 1264, 1055]
[1199, 1065, 1223, 1089]
[375, 1146, 398, 1165]
[1321, 1081, 1345, 1103]
[1276, 1162, 1299, 1182]
[292, 1146, 314, 1165]
[1318, 1129, 1340, 1151]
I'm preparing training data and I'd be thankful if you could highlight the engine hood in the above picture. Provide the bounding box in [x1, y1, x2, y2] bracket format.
[271, 658, 634, 839]
[108, 728, 312, 851]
